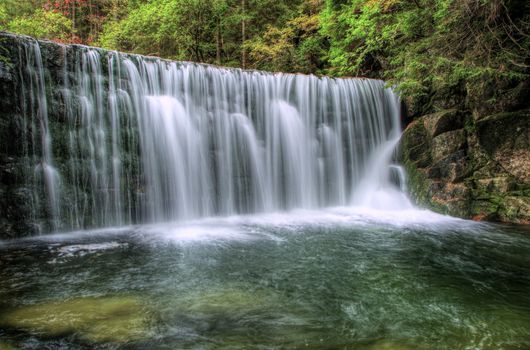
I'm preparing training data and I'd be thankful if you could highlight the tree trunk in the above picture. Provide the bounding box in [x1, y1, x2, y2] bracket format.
[71, 1, 76, 39]
[216, 19, 221, 65]
[241, 0, 247, 69]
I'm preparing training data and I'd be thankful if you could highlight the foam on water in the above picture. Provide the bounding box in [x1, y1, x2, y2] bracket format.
[0, 206, 480, 248]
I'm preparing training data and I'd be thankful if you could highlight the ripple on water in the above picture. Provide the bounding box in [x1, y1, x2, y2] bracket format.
[0, 209, 529, 349]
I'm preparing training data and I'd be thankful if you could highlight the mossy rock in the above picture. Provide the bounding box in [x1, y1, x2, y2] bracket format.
[470, 199, 500, 221]
[476, 109, 530, 185]
[369, 340, 422, 350]
[0, 295, 152, 344]
[498, 195, 530, 223]
[175, 286, 280, 317]
[400, 120, 432, 168]
[0, 342, 18, 350]
[422, 109, 463, 138]
[474, 177, 515, 193]
[165, 286, 330, 349]
[428, 150, 468, 182]
[431, 130, 466, 164]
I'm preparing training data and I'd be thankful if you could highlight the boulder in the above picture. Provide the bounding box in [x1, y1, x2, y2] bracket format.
[428, 150, 468, 182]
[423, 109, 463, 137]
[477, 109, 530, 185]
[431, 130, 466, 164]
[0, 295, 152, 344]
[400, 108, 530, 223]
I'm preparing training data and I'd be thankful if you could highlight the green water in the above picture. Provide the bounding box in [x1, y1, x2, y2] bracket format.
[1, 208, 529, 349]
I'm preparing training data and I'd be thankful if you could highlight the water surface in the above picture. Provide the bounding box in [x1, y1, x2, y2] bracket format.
[1, 208, 529, 349]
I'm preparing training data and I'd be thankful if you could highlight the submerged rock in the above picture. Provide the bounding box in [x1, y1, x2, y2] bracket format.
[0, 341, 17, 350]
[167, 285, 285, 323]
[369, 341, 420, 350]
[157, 285, 333, 348]
[0, 295, 152, 344]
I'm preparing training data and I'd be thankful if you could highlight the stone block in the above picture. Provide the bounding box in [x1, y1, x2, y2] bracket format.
[431, 129, 466, 164]
[423, 109, 463, 137]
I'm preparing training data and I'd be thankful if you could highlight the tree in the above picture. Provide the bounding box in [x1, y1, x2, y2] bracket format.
[97, 0, 307, 68]
[98, 0, 226, 60]
[7, 9, 73, 42]
[4, 0, 525, 114]
[241, 0, 246, 68]
[245, 0, 327, 73]
[320, 0, 530, 112]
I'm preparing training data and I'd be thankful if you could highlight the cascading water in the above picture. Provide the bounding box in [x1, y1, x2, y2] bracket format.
[18, 41, 61, 231]
[16, 39, 411, 232]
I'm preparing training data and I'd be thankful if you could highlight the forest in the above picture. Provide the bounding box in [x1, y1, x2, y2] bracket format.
[1, 2, 530, 349]
[1, 0, 529, 116]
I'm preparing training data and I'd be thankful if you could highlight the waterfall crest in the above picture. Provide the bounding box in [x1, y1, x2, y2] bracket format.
[16, 39, 410, 232]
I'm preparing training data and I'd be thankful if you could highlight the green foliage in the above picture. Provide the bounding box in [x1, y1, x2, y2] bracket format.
[6, 9, 73, 42]
[0, 5, 8, 27]
[97, 0, 316, 69]
[320, 0, 530, 113]
[0, 39, 11, 66]
[245, 25, 295, 71]
[1, 0, 46, 21]
[1, 0, 528, 115]
[99, 0, 227, 60]
[245, 0, 328, 73]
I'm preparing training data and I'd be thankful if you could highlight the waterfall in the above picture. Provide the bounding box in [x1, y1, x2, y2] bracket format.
[15, 39, 410, 232]
[18, 41, 61, 231]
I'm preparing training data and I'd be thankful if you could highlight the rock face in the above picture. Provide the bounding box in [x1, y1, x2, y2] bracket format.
[401, 109, 530, 223]
[1, 33, 84, 238]
[0, 32, 115, 238]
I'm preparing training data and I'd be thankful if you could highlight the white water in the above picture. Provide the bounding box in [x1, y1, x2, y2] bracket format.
[16, 39, 415, 232]
[19, 41, 61, 231]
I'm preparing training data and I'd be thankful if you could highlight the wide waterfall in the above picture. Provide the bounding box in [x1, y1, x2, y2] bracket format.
[15, 38, 408, 233]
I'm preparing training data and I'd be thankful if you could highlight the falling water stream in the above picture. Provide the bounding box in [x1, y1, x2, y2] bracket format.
[15, 40, 406, 231]
[1, 38, 529, 349]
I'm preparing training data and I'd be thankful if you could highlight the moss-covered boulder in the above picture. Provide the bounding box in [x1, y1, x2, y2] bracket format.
[179, 288, 273, 315]
[431, 130, 466, 164]
[0, 295, 153, 344]
[0, 341, 18, 350]
[401, 108, 530, 224]
[476, 109, 530, 185]
[400, 112, 471, 218]
[369, 340, 421, 350]
[423, 109, 463, 137]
